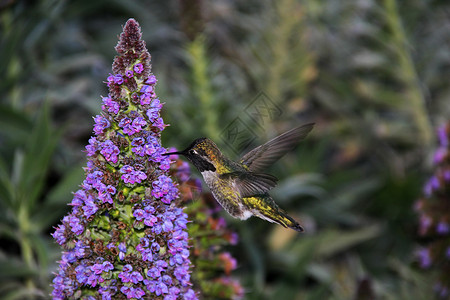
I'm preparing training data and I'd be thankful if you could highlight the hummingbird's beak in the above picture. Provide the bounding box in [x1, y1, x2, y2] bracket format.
[162, 151, 184, 156]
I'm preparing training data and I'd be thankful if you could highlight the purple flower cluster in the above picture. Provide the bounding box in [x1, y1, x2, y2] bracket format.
[415, 121, 450, 298]
[119, 116, 147, 135]
[167, 151, 244, 299]
[51, 19, 197, 300]
[152, 175, 179, 204]
[120, 164, 147, 184]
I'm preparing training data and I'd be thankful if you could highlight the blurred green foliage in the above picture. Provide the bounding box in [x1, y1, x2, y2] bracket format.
[1, 0, 449, 299]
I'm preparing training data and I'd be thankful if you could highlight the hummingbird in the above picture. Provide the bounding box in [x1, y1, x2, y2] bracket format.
[163, 123, 314, 232]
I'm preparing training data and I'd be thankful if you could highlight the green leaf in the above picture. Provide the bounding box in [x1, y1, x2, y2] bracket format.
[0, 156, 14, 211]
[31, 163, 85, 231]
[29, 234, 51, 276]
[0, 256, 37, 279]
[45, 163, 85, 206]
[19, 101, 61, 212]
[316, 225, 382, 259]
[0, 104, 32, 143]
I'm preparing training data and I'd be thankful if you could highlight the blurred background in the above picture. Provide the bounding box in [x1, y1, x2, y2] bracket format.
[1, 0, 450, 299]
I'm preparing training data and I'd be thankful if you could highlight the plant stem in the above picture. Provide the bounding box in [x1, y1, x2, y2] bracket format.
[188, 36, 220, 141]
[384, 0, 433, 146]
[18, 204, 36, 295]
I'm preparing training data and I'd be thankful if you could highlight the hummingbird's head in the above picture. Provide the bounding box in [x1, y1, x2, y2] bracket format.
[163, 138, 221, 172]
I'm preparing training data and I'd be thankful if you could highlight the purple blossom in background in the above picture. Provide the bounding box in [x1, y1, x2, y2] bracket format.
[415, 121, 450, 298]
[167, 153, 244, 299]
[51, 19, 197, 299]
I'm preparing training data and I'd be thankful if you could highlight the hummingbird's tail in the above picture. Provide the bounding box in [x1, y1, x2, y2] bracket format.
[268, 210, 304, 232]
[242, 196, 304, 232]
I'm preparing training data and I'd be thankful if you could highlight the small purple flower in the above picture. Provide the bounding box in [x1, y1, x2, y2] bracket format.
[119, 117, 132, 128]
[228, 232, 239, 245]
[72, 190, 87, 206]
[120, 286, 132, 298]
[93, 115, 110, 135]
[162, 218, 174, 232]
[119, 242, 127, 260]
[140, 84, 153, 95]
[419, 215, 432, 234]
[133, 208, 145, 221]
[146, 75, 157, 85]
[437, 221, 450, 234]
[106, 74, 115, 87]
[424, 176, 440, 196]
[155, 279, 169, 295]
[98, 184, 116, 204]
[120, 165, 147, 184]
[92, 263, 105, 275]
[100, 140, 120, 163]
[68, 215, 84, 235]
[72, 241, 86, 258]
[176, 161, 191, 182]
[132, 137, 145, 146]
[103, 261, 114, 272]
[106, 185, 116, 195]
[174, 265, 190, 285]
[130, 271, 144, 284]
[418, 248, 432, 268]
[119, 117, 135, 135]
[168, 287, 180, 298]
[151, 242, 160, 252]
[184, 289, 198, 300]
[87, 272, 103, 287]
[148, 260, 168, 279]
[134, 63, 144, 74]
[433, 147, 446, 164]
[86, 137, 99, 156]
[140, 93, 152, 105]
[444, 170, 450, 182]
[75, 264, 89, 285]
[159, 156, 172, 171]
[438, 125, 449, 147]
[141, 248, 154, 262]
[146, 98, 163, 121]
[114, 74, 124, 84]
[153, 117, 166, 131]
[52, 224, 66, 245]
[152, 175, 178, 203]
[125, 69, 134, 78]
[123, 264, 133, 273]
[145, 136, 161, 157]
[102, 96, 120, 114]
[144, 213, 158, 227]
[119, 268, 132, 283]
[82, 196, 98, 218]
[133, 287, 146, 299]
[132, 117, 147, 133]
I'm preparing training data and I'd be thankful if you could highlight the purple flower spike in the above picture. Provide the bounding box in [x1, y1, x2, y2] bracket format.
[52, 19, 197, 300]
[416, 121, 450, 298]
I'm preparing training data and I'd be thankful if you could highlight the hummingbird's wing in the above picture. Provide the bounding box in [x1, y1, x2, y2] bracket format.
[239, 123, 314, 172]
[220, 172, 278, 197]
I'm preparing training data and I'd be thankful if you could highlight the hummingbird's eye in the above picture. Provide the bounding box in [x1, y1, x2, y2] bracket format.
[190, 149, 198, 155]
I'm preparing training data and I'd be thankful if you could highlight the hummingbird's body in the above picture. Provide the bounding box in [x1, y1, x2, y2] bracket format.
[164, 123, 314, 232]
